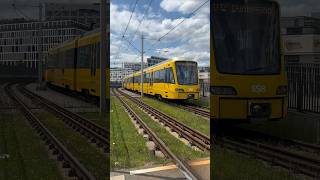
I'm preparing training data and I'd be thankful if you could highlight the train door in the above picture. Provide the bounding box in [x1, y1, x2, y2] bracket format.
[165, 67, 174, 98]
[149, 72, 153, 95]
[144, 73, 149, 95]
[73, 41, 78, 90]
[90, 44, 98, 96]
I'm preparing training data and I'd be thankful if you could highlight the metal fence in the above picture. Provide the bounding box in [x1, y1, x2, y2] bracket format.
[200, 82, 210, 97]
[287, 64, 320, 112]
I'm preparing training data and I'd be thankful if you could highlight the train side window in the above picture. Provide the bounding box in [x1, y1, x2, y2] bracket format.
[144, 73, 149, 82]
[154, 70, 160, 83]
[165, 67, 175, 84]
[77, 45, 90, 68]
[159, 69, 165, 83]
[65, 49, 74, 68]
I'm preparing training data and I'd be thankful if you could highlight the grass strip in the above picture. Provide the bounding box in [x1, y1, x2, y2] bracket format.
[36, 112, 108, 180]
[212, 146, 300, 180]
[123, 96, 209, 161]
[110, 96, 164, 169]
[0, 112, 62, 180]
[142, 97, 210, 136]
[77, 112, 108, 128]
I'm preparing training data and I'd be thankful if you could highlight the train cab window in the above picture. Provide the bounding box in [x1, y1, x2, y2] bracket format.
[165, 67, 175, 84]
[176, 61, 198, 85]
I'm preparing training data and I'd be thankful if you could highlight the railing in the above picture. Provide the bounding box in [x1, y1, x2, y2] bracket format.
[200, 82, 209, 97]
[287, 64, 320, 112]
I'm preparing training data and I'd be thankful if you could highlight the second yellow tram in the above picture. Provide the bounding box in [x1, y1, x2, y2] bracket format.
[123, 59, 200, 100]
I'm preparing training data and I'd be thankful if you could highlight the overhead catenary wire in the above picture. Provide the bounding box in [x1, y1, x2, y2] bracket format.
[121, 0, 139, 39]
[129, 0, 153, 43]
[11, 1, 32, 20]
[146, 0, 209, 52]
[113, 0, 140, 65]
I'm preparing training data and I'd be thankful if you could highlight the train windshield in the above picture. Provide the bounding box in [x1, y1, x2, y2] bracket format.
[176, 61, 198, 85]
[213, 2, 280, 75]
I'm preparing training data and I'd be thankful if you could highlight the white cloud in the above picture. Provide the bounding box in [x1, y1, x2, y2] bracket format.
[160, 0, 206, 14]
[111, 0, 210, 67]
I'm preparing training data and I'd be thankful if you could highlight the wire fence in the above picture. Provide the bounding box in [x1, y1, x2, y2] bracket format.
[287, 64, 320, 112]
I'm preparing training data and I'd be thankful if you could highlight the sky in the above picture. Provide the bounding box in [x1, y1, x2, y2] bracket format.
[110, 0, 210, 67]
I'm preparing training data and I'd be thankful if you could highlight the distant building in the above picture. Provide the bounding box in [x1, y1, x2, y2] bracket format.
[0, 20, 91, 68]
[44, 3, 101, 29]
[110, 67, 134, 83]
[147, 56, 167, 67]
[281, 16, 320, 64]
[123, 62, 147, 72]
[198, 66, 210, 83]
[0, 2, 108, 76]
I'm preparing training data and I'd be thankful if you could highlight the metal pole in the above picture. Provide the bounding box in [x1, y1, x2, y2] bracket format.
[38, 3, 42, 88]
[141, 34, 144, 97]
[100, 0, 107, 114]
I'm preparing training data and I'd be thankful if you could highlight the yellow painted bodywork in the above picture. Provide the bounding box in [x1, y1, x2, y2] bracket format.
[123, 59, 200, 100]
[45, 31, 110, 98]
[210, 2, 288, 121]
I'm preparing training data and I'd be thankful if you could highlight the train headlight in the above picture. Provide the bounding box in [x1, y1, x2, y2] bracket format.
[210, 86, 237, 95]
[175, 88, 184, 92]
[276, 85, 288, 95]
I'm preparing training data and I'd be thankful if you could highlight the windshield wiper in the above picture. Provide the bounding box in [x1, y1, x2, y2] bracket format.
[243, 65, 276, 73]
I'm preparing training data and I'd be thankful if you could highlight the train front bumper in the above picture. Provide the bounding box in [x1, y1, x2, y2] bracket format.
[216, 98, 286, 120]
[165, 92, 199, 100]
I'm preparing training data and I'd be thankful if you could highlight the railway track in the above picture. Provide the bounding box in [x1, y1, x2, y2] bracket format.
[179, 104, 210, 118]
[225, 126, 320, 154]
[112, 89, 202, 180]
[216, 125, 320, 178]
[17, 84, 109, 154]
[218, 137, 320, 178]
[123, 89, 210, 118]
[116, 88, 210, 152]
[5, 83, 95, 180]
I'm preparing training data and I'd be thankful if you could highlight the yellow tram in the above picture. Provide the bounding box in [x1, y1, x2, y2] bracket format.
[45, 30, 109, 98]
[123, 59, 200, 100]
[211, 0, 288, 121]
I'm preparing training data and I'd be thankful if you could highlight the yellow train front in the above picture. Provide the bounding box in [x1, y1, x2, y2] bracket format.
[210, 0, 288, 122]
[123, 59, 200, 100]
[45, 30, 109, 99]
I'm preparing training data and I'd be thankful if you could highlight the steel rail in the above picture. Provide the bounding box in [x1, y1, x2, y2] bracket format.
[181, 104, 210, 118]
[219, 137, 320, 178]
[113, 89, 201, 180]
[5, 83, 96, 180]
[18, 84, 109, 153]
[116, 89, 210, 151]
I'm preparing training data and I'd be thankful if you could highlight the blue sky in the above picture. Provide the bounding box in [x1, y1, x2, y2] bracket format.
[110, 0, 210, 67]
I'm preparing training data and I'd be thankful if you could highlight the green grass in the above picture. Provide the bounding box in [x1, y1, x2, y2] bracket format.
[36, 112, 108, 180]
[110, 96, 163, 169]
[142, 97, 210, 136]
[0, 112, 62, 180]
[77, 112, 108, 128]
[124, 96, 209, 161]
[237, 110, 320, 144]
[186, 96, 210, 108]
[212, 146, 301, 180]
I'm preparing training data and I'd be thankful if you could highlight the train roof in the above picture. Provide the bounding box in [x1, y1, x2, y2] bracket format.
[48, 28, 109, 53]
